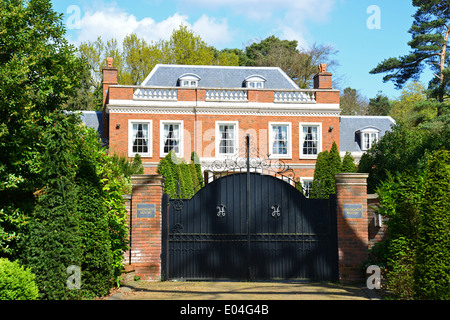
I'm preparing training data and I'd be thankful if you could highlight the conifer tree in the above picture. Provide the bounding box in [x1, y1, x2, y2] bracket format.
[21, 113, 83, 300]
[191, 151, 204, 187]
[370, 0, 450, 115]
[414, 150, 450, 299]
[342, 151, 357, 173]
[310, 151, 331, 199]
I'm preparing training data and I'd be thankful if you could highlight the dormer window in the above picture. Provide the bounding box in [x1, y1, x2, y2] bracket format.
[178, 73, 201, 87]
[245, 75, 266, 89]
[357, 127, 379, 151]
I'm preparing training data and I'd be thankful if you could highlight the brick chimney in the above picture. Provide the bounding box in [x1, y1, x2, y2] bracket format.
[313, 63, 333, 89]
[102, 57, 118, 109]
[102, 58, 118, 146]
[313, 63, 339, 104]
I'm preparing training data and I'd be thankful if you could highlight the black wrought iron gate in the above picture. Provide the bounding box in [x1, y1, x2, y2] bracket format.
[161, 136, 338, 281]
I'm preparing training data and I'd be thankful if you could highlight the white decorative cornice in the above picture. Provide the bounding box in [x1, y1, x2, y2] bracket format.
[107, 100, 341, 117]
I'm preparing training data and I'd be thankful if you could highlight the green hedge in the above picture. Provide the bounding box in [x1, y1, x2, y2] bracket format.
[371, 150, 450, 300]
[0, 258, 39, 300]
[414, 150, 450, 300]
[157, 151, 203, 198]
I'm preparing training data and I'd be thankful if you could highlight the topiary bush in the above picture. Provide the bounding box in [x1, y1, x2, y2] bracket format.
[341, 151, 357, 173]
[0, 258, 39, 300]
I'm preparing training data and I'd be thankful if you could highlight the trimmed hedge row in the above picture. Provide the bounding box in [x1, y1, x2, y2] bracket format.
[157, 151, 203, 198]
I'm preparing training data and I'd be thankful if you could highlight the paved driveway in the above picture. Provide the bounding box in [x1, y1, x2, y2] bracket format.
[107, 280, 379, 300]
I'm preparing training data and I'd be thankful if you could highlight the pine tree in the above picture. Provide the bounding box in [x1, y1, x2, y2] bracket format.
[370, 0, 450, 115]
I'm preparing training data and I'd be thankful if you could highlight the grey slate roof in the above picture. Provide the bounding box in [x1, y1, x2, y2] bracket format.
[65, 111, 106, 145]
[141, 64, 299, 89]
[340, 116, 396, 152]
[78, 111, 103, 135]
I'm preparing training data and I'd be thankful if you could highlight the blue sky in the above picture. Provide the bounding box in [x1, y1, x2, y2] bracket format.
[51, 0, 427, 100]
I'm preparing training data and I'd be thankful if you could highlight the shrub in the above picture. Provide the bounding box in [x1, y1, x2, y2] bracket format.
[180, 161, 194, 198]
[310, 142, 342, 199]
[0, 258, 39, 300]
[385, 237, 416, 300]
[414, 150, 450, 300]
[310, 150, 330, 199]
[99, 154, 129, 288]
[375, 170, 424, 299]
[341, 151, 357, 173]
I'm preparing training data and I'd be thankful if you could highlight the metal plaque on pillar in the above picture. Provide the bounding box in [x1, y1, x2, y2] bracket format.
[343, 204, 363, 219]
[137, 203, 156, 218]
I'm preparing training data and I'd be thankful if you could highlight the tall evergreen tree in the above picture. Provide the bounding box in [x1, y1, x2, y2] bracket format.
[370, 0, 450, 115]
[21, 113, 83, 300]
[310, 151, 331, 199]
[341, 151, 357, 173]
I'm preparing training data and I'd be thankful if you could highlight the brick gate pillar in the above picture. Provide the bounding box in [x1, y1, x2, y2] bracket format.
[334, 173, 369, 283]
[129, 174, 165, 280]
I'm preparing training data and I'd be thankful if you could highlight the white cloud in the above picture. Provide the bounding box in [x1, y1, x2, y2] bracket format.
[68, 3, 233, 48]
[192, 15, 232, 47]
[184, 0, 335, 21]
[182, 0, 336, 47]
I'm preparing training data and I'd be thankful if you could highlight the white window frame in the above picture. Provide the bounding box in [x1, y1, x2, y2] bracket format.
[269, 122, 292, 159]
[300, 177, 314, 198]
[299, 123, 322, 159]
[215, 121, 239, 157]
[160, 120, 184, 157]
[245, 75, 266, 89]
[128, 119, 152, 158]
[179, 74, 200, 87]
[361, 129, 379, 151]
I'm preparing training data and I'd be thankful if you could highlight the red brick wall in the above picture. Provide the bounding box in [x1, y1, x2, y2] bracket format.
[367, 195, 389, 250]
[335, 173, 369, 283]
[109, 86, 133, 100]
[248, 90, 274, 103]
[315, 91, 340, 104]
[129, 175, 164, 280]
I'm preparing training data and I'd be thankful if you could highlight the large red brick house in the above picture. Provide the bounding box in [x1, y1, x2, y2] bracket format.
[99, 58, 394, 192]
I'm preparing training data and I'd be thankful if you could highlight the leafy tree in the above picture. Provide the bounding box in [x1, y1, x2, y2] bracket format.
[122, 34, 154, 85]
[389, 82, 428, 126]
[369, 0, 450, 115]
[0, 0, 84, 193]
[368, 92, 392, 116]
[340, 87, 369, 115]
[244, 36, 339, 88]
[0, 0, 84, 259]
[0, 0, 129, 299]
